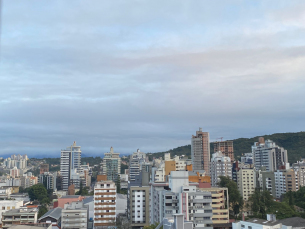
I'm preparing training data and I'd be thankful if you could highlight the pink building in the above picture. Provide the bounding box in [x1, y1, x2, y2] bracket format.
[54, 195, 85, 208]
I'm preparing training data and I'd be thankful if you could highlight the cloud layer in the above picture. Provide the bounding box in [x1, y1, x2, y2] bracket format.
[1, 0, 305, 157]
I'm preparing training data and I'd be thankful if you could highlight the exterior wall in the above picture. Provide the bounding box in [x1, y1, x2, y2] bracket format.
[94, 181, 116, 227]
[101, 147, 121, 182]
[214, 141, 234, 162]
[210, 152, 232, 187]
[57, 196, 85, 208]
[0, 201, 23, 224]
[199, 187, 229, 224]
[60, 141, 81, 191]
[191, 128, 210, 175]
[165, 161, 176, 176]
[2, 207, 38, 229]
[62, 202, 88, 229]
[129, 186, 150, 228]
[237, 168, 256, 201]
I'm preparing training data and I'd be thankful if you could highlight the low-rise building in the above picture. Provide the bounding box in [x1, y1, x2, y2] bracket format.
[0, 200, 23, 226]
[2, 206, 38, 229]
[38, 207, 62, 227]
[61, 201, 88, 229]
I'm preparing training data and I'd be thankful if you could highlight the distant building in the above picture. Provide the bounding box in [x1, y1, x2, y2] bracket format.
[40, 164, 49, 174]
[191, 128, 210, 175]
[94, 181, 116, 228]
[129, 149, 146, 182]
[38, 172, 56, 191]
[60, 141, 81, 191]
[252, 138, 288, 172]
[210, 152, 232, 187]
[237, 167, 256, 201]
[101, 147, 121, 182]
[214, 140, 234, 162]
[61, 201, 88, 229]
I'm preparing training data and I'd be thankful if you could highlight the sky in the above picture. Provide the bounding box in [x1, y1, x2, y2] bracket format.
[0, 1, 305, 157]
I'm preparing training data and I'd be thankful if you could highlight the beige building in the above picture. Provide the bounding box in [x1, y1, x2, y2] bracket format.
[199, 187, 229, 224]
[237, 168, 256, 201]
[2, 206, 38, 229]
[94, 181, 116, 228]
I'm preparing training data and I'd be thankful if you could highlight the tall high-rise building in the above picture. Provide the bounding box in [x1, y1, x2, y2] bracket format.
[210, 152, 232, 187]
[60, 141, 81, 191]
[102, 147, 121, 182]
[252, 138, 288, 172]
[191, 128, 210, 174]
[129, 149, 146, 182]
[214, 141, 234, 162]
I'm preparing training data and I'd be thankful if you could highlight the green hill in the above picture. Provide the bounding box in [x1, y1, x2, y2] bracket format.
[148, 132, 305, 164]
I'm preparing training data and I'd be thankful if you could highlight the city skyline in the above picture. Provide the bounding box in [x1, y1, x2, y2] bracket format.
[1, 1, 305, 156]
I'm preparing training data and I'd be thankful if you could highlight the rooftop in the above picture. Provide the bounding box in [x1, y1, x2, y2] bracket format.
[276, 217, 305, 227]
[245, 218, 280, 226]
[60, 195, 81, 199]
[38, 207, 62, 221]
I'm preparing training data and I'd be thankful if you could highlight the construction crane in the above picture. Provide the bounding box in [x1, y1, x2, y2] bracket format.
[216, 137, 223, 142]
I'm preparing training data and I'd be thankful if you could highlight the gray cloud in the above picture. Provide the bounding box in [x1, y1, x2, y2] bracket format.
[0, 0, 305, 157]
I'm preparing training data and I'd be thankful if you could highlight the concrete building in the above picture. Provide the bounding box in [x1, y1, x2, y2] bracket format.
[128, 186, 150, 228]
[163, 214, 194, 229]
[191, 128, 210, 175]
[237, 168, 256, 201]
[292, 159, 305, 188]
[274, 169, 299, 199]
[210, 152, 232, 187]
[10, 167, 19, 178]
[102, 147, 121, 182]
[94, 181, 116, 228]
[129, 149, 146, 182]
[252, 138, 288, 172]
[213, 141, 234, 163]
[61, 201, 88, 229]
[60, 141, 81, 191]
[38, 172, 56, 191]
[199, 188, 229, 225]
[150, 171, 213, 229]
[233, 216, 295, 229]
[0, 200, 23, 226]
[55, 195, 85, 208]
[2, 206, 38, 229]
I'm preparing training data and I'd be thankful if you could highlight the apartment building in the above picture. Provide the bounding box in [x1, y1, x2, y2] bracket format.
[210, 152, 232, 187]
[214, 141, 234, 162]
[60, 141, 81, 191]
[274, 169, 299, 199]
[237, 168, 256, 201]
[191, 128, 210, 174]
[199, 187, 229, 224]
[129, 149, 146, 182]
[38, 172, 56, 191]
[128, 186, 150, 228]
[0, 200, 23, 226]
[102, 147, 121, 182]
[252, 138, 288, 172]
[150, 171, 213, 229]
[2, 206, 38, 229]
[292, 159, 305, 187]
[61, 201, 88, 229]
[94, 181, 116, 228]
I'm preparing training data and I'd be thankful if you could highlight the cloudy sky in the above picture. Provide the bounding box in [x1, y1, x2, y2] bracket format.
[1, 1, 305, 157]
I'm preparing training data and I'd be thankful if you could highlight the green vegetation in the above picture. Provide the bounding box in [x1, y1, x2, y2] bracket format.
[38, 205, 48, 218]
[28, 184, 48, 202]
[218, 176, 243, 219]
[121, 163, 128, 174]
[150, 132, 305, 163]
[81, 157, 102, 166]
[248, 189, 299, 220]
[143, 223, 162, 229]
[283, 187, 305, 213]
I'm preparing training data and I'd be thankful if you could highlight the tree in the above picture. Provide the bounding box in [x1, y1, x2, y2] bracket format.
[218, 176, 243, 219]
[28, 184, 48, 202]
[38, 205, 48, 218]
[116, 177, 121, 193]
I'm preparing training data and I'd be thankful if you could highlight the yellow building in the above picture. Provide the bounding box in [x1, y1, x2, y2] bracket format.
[199, 187, 229, 224]
[237, 168, 256, 201]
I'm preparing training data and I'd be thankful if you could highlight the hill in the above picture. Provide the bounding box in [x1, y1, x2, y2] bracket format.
[148, 132, 305, 164]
